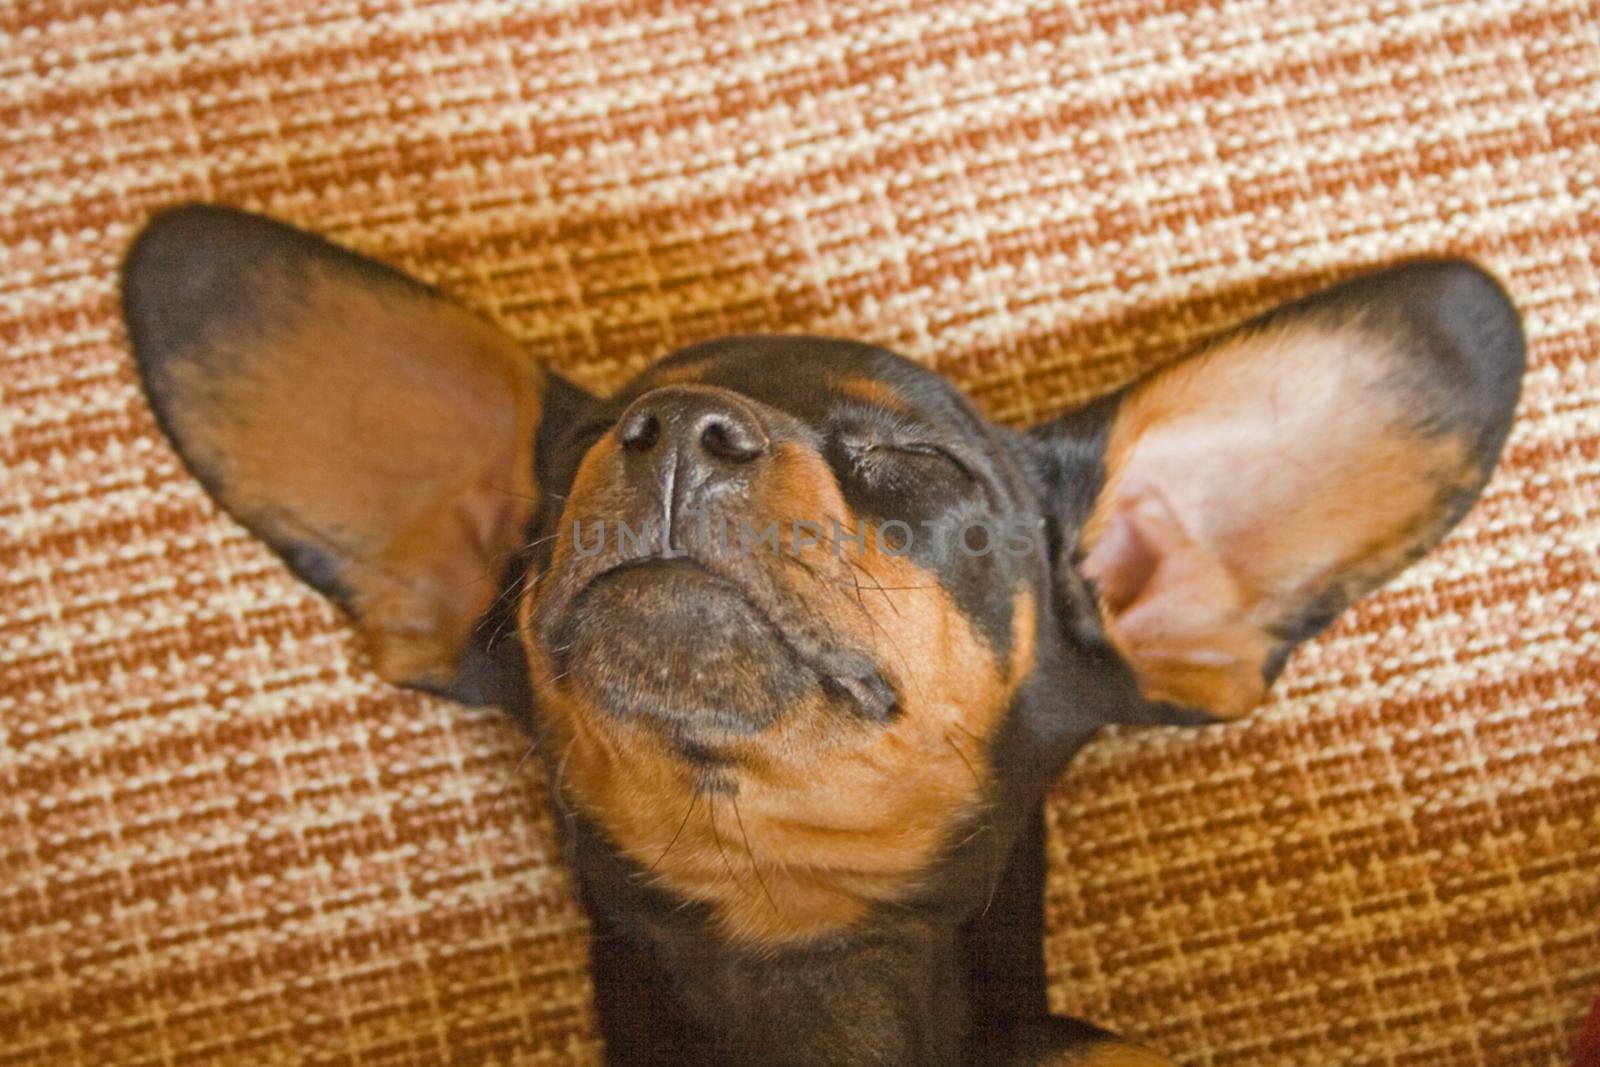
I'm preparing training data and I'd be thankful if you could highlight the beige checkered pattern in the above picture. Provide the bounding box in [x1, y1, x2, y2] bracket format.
[2, 1, 1596, 1064]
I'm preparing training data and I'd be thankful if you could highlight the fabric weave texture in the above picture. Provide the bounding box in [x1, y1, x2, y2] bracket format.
[1, 1, 1597, 1064]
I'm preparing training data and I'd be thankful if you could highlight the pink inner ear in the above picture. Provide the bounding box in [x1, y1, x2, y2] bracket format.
[1080, 480, 1270, 719]
[1081, 488, 1162, 616]
[1074, 315, 1490, 721]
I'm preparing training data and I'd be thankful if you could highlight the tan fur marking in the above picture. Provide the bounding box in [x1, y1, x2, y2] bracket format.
[1048, 1043, 1175, 1067]
[523, 441, 1031, 945]
[1008, 585, 1039, 686]
[167, 263, 544, 687]
[831, 372, 910, 413]
[639, 355, 714, 389]
[1083, 319, 1477, 718]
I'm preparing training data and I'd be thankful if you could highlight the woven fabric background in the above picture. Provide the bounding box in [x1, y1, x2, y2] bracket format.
[2, 1, 1596, 1064]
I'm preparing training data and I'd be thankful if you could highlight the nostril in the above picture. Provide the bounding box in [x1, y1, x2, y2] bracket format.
[618, 389, 768, 464]
[620, 410, 661, 452]
[699, 418, 764, 463]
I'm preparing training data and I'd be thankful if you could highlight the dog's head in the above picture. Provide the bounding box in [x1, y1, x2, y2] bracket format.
[123, 205, 1523, 946]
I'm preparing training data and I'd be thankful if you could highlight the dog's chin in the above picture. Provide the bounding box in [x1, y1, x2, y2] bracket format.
[553, 558, 820, 735]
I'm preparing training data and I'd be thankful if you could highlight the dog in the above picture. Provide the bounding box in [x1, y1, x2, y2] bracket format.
[120, 204, 1524, 1065]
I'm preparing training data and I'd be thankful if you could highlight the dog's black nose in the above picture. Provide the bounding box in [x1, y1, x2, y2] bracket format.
[618, 386, 768, 465]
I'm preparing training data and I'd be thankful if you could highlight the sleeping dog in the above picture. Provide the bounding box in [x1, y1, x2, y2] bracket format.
[121, 205, 1523, 1065]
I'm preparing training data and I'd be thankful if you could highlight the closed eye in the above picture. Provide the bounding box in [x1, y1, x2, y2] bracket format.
[843, 439, 977, 486]
[887, 443, 976, 478]
[826, 432, 997, 529]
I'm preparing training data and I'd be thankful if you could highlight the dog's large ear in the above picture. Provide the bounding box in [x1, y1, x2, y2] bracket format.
[1031, 260, 1525, 721]
[122, 204, 592, 700]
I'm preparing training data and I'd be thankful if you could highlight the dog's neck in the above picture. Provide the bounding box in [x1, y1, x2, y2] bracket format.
[538, 668, 1111, 1065]
[559, 776, 1015, 1065]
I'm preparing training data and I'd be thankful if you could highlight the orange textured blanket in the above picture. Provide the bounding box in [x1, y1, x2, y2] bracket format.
[1, 2, 1596, 1065]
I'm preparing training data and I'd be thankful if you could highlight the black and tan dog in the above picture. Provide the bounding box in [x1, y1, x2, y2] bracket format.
[120, 205, 1524, 1066]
